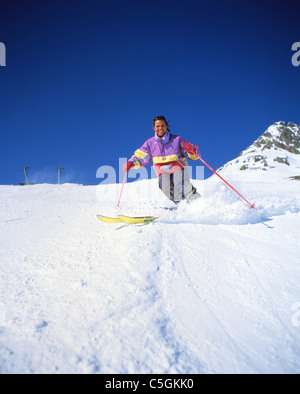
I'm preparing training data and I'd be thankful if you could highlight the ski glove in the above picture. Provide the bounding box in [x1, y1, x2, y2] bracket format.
[181, 142, 199, 156]
[123, 161, 135, 173]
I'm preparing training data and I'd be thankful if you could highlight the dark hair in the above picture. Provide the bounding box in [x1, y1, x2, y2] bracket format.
[153, 115, 170, 131]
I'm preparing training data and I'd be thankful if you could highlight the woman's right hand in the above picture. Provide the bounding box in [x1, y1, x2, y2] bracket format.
[123, 161, 135, 173]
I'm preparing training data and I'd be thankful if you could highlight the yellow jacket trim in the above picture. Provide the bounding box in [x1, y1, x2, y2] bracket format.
[153, 154, 179, 164]
[188, 152, 199, 161]
[182, 157, 188, 166]
[133, 161, 141, 169]
[132, 149, 149, 159]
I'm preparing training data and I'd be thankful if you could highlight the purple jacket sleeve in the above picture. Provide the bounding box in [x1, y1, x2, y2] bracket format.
[129, 140, 152, 168]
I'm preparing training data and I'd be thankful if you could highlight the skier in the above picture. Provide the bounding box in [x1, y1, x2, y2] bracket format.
[123, 115, 201, 204]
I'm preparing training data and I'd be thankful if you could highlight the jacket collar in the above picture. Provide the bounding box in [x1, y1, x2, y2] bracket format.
[154, 130, 170, 144]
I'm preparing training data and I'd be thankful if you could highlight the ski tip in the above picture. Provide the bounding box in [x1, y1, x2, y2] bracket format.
[250, 204, 255, 209]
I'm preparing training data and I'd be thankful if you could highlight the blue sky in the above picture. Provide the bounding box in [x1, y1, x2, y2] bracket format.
[1, 0, 300, 185]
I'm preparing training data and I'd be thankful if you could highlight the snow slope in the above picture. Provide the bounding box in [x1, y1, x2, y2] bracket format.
[1, 172, 300, 373]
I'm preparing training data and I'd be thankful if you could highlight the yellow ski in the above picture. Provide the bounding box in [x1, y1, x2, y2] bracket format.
[118, 215, 158, 224]
[97, 215, 158, 224]
[97, 215, 123, 223]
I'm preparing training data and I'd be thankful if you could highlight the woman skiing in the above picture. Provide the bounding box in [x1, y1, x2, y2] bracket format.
[123, 115, 201, 204]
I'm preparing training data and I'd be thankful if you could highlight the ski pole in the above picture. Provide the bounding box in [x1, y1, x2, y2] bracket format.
[116, 171, 127, 209]
[196, 154, 255, 209]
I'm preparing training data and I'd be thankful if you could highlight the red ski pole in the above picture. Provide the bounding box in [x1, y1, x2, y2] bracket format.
[116, 172, 127, 209]
[196, 154, 255, 209]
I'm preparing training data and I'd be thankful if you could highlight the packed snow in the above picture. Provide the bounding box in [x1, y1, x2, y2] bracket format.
[1, 164, 300, 374]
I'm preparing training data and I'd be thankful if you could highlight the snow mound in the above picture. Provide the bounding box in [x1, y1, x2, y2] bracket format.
[171, 183, 300, 226]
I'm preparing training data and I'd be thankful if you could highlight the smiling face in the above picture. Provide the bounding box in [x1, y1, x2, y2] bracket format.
[153, 119, 168, 138]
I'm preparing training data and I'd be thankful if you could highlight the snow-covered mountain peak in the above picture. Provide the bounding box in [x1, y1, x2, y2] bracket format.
[253, 121, 300, 154]
[218, 121, 300, 180]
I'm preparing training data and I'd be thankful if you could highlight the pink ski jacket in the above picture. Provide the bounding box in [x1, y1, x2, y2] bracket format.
[129, 131, 199, 177]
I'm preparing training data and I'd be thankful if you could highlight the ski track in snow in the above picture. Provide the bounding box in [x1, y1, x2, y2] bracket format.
[0, 179, 300, 374]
